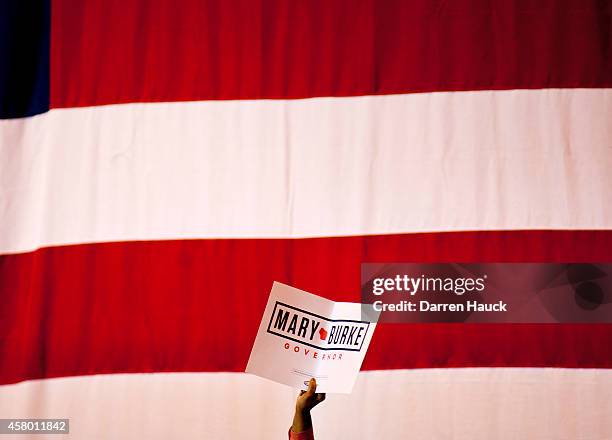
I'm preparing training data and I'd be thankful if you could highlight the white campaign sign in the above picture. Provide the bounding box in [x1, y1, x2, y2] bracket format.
[246, 282, 377, 393]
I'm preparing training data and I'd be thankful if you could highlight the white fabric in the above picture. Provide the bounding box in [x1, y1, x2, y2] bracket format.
[1, 88, 610, 254]
[0, 369, 610, 439]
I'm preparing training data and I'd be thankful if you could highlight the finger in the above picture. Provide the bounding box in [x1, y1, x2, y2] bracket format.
[315, 393, 326, 403]
[305, 378, 317, 397]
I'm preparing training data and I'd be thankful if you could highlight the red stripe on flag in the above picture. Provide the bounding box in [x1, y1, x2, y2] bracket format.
[51, 0, 611, 108]
[1, 230, 612, 385]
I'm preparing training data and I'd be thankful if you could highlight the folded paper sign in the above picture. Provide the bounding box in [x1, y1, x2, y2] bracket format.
[246, 282, 377, 393]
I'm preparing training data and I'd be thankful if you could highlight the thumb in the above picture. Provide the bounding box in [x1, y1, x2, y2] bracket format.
[305, 378, 317, 397]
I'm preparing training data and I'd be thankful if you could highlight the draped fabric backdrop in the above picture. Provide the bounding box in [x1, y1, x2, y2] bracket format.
[1, 1, 612, 438]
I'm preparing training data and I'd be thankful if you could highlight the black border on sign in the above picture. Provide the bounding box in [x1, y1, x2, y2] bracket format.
[266, 301, 370, 352]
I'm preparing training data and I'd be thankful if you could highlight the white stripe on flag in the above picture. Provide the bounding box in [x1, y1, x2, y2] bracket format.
[0, 369, 610, 439]
[1, 88, 610, 254]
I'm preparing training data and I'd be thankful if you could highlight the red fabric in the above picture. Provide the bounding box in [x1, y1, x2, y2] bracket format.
[289, 428, 314, 440]
[51, 0, 611, 108]
[1, 230, 612, 385]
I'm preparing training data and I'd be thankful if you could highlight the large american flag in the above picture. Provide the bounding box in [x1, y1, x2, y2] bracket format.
[1, 0, 611, 438]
